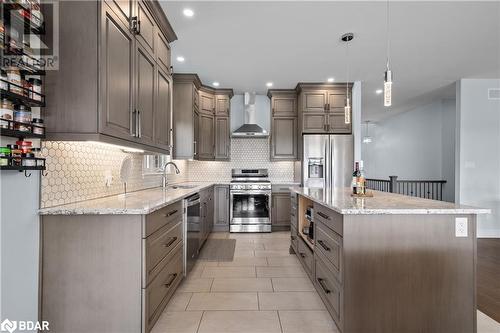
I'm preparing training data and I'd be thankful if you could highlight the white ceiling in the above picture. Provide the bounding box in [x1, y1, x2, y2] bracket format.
[160, 1, 500, 120]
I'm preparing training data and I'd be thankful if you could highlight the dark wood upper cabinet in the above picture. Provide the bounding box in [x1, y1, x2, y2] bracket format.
[302, 90, 328, 113]
[135, 1, 156, 56]
[271, 117, 297, 160]
[215, 117, 230, 160]
[327, 90, 347, 111]
[302, 113, 328, 133]
[215, 94, 230, 116]
[135, 43, 156, 145]
[99, 4, 135, 140]
[44, 0, 177, 154]
[155, 67, 172, 149]
[198, 113, 215, 160]
[200, 91, 215, 115]
[268, 90, 298, 161]
[328, 114, 352, 134]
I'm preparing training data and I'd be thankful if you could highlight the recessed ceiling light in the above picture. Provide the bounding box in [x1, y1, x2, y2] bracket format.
[376, 89, 383, 94]
[212, 82, 220, 87]
[176, 56, 185, 62]
[183, 8, 194, 17]
[266, 82, 273, 87]
[327, 78, 335, 83]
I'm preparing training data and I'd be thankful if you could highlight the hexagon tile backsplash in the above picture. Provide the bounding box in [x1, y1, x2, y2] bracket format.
[40, 141, 188, 208]
[40, 138, 295, 208]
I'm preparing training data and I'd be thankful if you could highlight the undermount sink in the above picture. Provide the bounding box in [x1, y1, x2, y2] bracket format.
[167, 184, 198, 190]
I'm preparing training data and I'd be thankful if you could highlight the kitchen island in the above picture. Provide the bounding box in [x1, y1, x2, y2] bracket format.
[289, 186, 490, 333]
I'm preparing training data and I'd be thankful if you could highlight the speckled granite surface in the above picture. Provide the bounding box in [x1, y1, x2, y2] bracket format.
[290, 187, 490, 215]
[38, 182, 222, 215]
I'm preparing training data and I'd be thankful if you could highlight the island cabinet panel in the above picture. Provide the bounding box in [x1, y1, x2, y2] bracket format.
[315, 256, 343, 328]
[315, 220, 343, 284]
[297, 237, 314, 278]
[313, 203, 343, 236]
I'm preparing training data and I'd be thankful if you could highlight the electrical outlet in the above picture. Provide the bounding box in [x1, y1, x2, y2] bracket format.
[455, 217, 468, 237]
[104, 170, 113, 188]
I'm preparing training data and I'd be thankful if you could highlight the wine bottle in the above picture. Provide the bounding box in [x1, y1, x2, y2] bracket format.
[352, 162, 360, 194]
[358, 160, 366, 195]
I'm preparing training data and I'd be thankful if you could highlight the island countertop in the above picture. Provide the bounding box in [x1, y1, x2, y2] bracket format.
[38, 182, 221, 215]
[290, 186, 490, 215]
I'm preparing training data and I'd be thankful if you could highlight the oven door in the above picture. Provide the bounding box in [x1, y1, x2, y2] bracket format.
[230, 190, 271, 225]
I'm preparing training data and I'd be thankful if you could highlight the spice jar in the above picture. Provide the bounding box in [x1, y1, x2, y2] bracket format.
[0, 147, 11, 166]
[22, 153, 37, 167]
[0, 98, 14, 129]
[28, 78, 42, 101]
[32, 118, 44, 135]
[7, 144, 22, 166]
[14, 105, 32, 131]
[16, 140, 32, 153]
[23, 80, 32, 97]
[6, 68, 22, 95]
[0, 21, 4, 49]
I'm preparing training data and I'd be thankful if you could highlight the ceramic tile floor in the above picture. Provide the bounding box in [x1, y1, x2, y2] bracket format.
[152, 231, 500, 333]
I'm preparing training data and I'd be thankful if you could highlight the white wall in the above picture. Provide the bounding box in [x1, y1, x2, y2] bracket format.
[362, 99, 456, 202]
[456, 79, 500, 238]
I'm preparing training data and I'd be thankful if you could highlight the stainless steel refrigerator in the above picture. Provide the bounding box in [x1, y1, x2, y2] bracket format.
[302, 135, 354, 188]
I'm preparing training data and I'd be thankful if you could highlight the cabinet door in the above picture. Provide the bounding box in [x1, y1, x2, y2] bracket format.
[326, 90, 347, 112]
[99, 5, 135, 140]
[328, 114, 352, 134]
[155, 67, 172, 149]
[302, 113, 328, 133]
[193, 110, 199, 159]
[272, 95, 297, 117]
[215, 95, 230, 116]
[198, 113, 214, 160]
[135, 0, 156, 56]
[105, 0, 133, 26]
[215, 117, 230, 160]
[302, 91, 327, 113]
[272, 193, 291, 226]
[135, 43, 155, 145]
[156, 30, 171, 74]
[271, 117, 297, 160]
[200, 92, 215, 115]
[214, 185, 229, 231]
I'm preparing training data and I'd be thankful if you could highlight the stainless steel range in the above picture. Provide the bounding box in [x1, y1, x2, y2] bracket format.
[230, 168, 271, 233]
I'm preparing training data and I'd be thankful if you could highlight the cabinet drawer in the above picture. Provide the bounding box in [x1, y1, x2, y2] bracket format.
[290, 225, 298, 252]
[143, 244, 183, 330]
[297, 237, 314, 277]
[315, 221, 342, 283]
[272, 184, 292, 193]
[314, 203, 343, 236]
[145, 221, 183, 285]
[315, 256, 343, 327]
[144, 200, 182, 237]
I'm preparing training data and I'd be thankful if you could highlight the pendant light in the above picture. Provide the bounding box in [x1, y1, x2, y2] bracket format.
[384, 0, 393, 107]
[341, 33, 354, 124]
[363, 121, 373, 143]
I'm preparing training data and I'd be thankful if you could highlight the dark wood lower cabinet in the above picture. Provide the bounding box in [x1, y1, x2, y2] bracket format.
[292, 196, 478, 333]
[271, 192, 291, 231]
[213, 185, 230, 232]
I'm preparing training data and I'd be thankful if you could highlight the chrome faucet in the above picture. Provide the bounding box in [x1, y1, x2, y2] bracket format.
[162, 162, 180, 188]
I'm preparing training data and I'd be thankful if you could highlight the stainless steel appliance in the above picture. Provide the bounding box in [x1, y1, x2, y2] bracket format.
[303, 135, 354, 188]
[230, 168, 271, 232]
[184, 193, 200, 275]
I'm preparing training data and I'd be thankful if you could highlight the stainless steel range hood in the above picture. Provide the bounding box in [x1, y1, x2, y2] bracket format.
[232, 92, 269, 138]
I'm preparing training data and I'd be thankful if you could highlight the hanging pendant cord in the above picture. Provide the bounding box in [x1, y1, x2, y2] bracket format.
[386, 0, 390, 70]
[346, 38, 350, 99]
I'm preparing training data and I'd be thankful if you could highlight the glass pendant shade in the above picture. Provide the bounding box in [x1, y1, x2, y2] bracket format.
[384, 69, 392, 107]
[344, 98, 351, 124]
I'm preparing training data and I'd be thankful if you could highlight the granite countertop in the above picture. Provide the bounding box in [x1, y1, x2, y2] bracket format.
[39, 182, 220, 215]
[291, 186, 491, 215]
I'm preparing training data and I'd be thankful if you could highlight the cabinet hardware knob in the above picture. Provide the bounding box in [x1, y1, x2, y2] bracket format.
[299, 252, 306, 258]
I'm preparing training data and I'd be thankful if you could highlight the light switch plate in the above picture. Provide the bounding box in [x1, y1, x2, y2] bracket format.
[455, 217, 468, 237]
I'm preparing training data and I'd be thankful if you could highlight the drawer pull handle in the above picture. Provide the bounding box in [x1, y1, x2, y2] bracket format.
[164, 273, 178, 288]
[291, 236, 296, 241]
[317, 278, 331, 294]
[299, 252, 306, 258]
[164, 237, 178, 248]
[318, 240, 331, 251]
[317, 212, 330, 220]
[164, 209, 178, 218]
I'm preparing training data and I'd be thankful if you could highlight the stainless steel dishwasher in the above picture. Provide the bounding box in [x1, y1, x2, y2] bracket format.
[184, 193, 200, 275]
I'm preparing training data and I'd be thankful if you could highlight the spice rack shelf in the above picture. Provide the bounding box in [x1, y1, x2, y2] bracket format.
[1, 81, 45, 107]
[0, 156, 46, 171]
[0, 119, 45, 139]
[3, 2, 45, 35]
